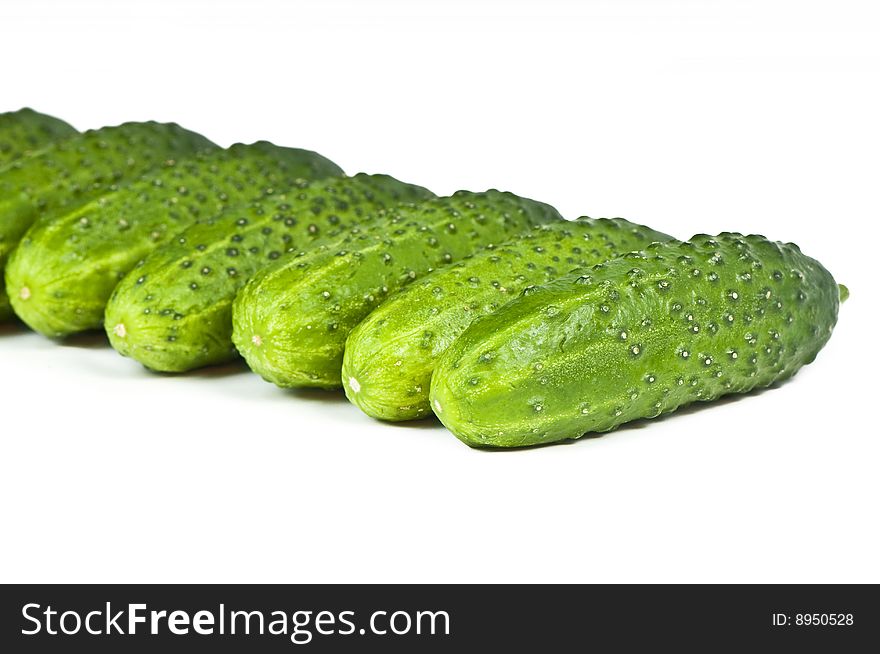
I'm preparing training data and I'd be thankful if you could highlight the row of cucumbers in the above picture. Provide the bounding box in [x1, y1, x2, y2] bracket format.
[0, 108, 845, 448]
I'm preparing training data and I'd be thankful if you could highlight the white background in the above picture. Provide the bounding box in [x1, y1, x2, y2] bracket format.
[1, 0, 878, 583]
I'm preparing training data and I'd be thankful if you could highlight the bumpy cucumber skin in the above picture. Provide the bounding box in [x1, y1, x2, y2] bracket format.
[0, 108, 77, 167]
[6, 142, 343, 337]
[430, 233, 841, 448]
[343, 217, 674, 421]
[0, 121, 214, 322]
[233, 190, 563, 389]
[104, 174, 434, 372]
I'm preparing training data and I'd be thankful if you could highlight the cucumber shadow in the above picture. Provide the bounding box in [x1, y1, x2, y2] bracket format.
[613, 379, 790, 431]
[2, 323, 109, 348]
[54, 329, 250, 378]
[0, 320, 26, 336]
[284, 387, 447, 431]
[474, 376, 797, 453]
[150, 358, 252, 379]
[58, 329, 109, 350]
[285, 387, 359, 406]
[379, 413, 445, 431]
[0, 321, 115, 349]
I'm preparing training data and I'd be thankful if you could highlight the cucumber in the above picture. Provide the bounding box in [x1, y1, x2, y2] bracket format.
[6, 142, 343, 337]
[0, 121, 214, 322]
[0, 108, 77, 167]
[343, 217, 674, 421]
[232, 190, 563, 389]
[104, 174, 434, 371]
[430, 233, 843, 447]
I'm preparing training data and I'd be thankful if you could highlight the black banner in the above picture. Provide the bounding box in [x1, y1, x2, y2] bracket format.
[1, 584, 876, 651]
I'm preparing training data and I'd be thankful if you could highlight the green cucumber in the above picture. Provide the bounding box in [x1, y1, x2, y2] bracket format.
[343, 217, 674, 421]
[0, 108, 77, 167]
[232, 190, 563, 389]
[0, 121, 214, 322]
[6, 142, 343, 337]
[104, 174, 434, 371]
[430, 233, 843, 448]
